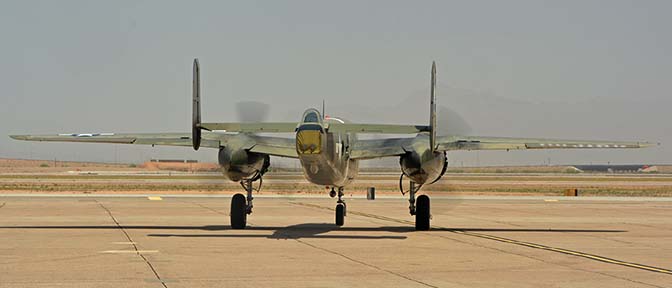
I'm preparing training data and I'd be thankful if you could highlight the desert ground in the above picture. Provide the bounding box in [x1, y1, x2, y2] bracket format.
[1, 159, 671, 197]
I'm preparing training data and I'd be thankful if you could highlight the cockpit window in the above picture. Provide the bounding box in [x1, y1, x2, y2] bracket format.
[303, 112, 319, 123]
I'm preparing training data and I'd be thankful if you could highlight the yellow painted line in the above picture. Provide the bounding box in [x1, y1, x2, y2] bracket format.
[544, 199, 559, 202]
[147, 196, 162, 201]
[100, 250, 158, 254]
[291, 201, 672, 276]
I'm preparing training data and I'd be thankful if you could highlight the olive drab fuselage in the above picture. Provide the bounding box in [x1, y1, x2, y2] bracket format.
[295, 109, 359, 187]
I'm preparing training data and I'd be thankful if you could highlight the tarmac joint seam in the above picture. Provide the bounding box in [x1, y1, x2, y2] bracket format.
[95, 201, 169, 288]
[291, 201, 672, 276]
[293, 238, 440, 288]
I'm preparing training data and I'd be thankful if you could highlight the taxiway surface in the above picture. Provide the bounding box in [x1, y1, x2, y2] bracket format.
[0, 196, 670, 287]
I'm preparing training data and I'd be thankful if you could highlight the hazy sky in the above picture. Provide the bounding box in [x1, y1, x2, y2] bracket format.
[1, 0, 669, 166]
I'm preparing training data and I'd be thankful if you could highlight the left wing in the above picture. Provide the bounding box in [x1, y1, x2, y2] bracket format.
[350, 137, 414, 159]
[436, 136, 655, 151]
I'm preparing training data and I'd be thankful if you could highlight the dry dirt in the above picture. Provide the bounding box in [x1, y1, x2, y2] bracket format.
[2, 159, 671, 197]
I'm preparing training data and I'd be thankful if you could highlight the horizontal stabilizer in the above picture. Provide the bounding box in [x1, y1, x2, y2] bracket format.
[200, 122, 430, 134]
[327, 123, 429, 134]
[200, 122, 299, 133]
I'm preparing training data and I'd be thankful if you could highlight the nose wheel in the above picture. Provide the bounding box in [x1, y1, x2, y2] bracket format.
[332, 187, 346, 226]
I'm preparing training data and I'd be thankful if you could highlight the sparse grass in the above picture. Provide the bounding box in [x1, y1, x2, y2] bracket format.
[1, 170, 671, 197]
[1, 181, 671, 197]
[39, 163, 49, 168]
[1, 174, 672, 182]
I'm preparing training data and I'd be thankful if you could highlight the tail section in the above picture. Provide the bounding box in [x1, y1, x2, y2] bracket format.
[192, 58, 202, 150]
[429, 61, 437, 152]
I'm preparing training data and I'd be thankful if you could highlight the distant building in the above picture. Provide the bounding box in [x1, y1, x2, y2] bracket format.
[572, 165, 652, 173]
[150, 159, 199, 163]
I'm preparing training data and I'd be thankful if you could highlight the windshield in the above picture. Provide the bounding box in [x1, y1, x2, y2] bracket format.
[303, 112, 319, 123]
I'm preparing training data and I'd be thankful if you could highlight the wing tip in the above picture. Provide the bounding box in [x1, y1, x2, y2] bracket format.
[639, 142, 660, 148]
[9, 135, 28, 141]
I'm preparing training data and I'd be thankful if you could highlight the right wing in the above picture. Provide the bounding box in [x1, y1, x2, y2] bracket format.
[247, 135, 298, 158]
[10, 132, 300, 158]
[10, 132, 221, 148]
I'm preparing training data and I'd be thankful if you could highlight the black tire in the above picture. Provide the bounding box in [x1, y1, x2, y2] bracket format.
[335, 204, 345, 226]
[230, 193, 247, 229]
[415, 195, 430, 231]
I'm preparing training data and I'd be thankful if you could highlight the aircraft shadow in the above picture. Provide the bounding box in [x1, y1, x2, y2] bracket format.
[0, 223, 625, 240]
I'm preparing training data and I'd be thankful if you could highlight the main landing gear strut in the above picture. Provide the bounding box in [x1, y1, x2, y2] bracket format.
[230, 178, 258, 229]
[330, 187, 346, 226]
[401, 175, 431, 231]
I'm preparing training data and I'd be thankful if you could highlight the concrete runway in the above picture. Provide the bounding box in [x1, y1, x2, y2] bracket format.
[0, 195, 671, 287]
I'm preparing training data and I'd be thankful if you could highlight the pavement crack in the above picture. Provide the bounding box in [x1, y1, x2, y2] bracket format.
[182, 200, 229, 216]
[292, 201, 672, 278]
[430, 233, 665, 288]
[95, 201, 168, 288]
[291, 236, 439, 288]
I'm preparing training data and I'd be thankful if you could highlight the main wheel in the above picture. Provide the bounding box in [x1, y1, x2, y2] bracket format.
[230, 193, 247, 229]
[415, 195, 430, 231]
[335, 204, 345, 226]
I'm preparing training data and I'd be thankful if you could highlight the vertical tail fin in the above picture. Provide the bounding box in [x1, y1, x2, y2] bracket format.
[192, 58, 202, 150]
[429, 61, 437, 152]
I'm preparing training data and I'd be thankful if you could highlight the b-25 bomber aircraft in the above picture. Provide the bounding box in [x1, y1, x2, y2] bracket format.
[10, 59, 654, 230]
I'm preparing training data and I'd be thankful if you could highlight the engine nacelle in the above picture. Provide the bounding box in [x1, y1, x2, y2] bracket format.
[218, 147, 270, 182]
[400, 150, 447, 185]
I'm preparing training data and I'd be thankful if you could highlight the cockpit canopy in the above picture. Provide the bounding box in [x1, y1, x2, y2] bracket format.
[301, 109, 322, 124]
[297, 109, 324, 155]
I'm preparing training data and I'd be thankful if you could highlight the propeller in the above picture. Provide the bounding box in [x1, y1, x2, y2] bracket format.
[436, 105, 472, 136]
[235, 101, 270, 123]
[394, 94, 473, 136]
